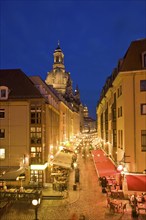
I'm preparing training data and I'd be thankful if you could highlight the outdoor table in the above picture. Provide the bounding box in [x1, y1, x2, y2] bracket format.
[107, 180, 113, 185]
[111, 199, 122, 212]
[111, 190, 124, 199]
[137, 196, 142, 203]
[107, 177, 116, 181]
[137, 203, 146, 213]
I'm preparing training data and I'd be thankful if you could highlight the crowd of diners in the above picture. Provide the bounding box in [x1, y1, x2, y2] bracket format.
[128, 192, 146, 216]
[99, 175, 146, 216]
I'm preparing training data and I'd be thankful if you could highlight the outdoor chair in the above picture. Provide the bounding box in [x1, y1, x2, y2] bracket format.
[109, 202, 116, 213]
[107, 190, 111, 197]
[106, 197, 111, 207]
[122, 203, 127, 213]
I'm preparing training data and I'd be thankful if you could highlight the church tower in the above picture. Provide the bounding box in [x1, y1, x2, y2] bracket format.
[45, 41, 70, 94]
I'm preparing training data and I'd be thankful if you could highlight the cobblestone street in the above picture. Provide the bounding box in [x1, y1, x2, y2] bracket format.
[1, 153, 146, 220]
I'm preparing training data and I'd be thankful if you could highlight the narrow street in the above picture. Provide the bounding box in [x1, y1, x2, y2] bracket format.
[1, 146, 145, 220]
[68, 153, 108, 219]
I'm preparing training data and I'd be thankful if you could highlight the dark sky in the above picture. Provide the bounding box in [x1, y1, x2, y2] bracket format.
[0, 0, 146, 119]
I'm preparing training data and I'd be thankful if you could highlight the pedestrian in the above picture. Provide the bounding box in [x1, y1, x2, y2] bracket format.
[101, 176, 108, 187]
[71, 213, 78, 220]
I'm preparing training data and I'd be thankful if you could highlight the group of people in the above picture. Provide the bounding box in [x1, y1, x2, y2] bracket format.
[128, 192, 146, 217]
[52, 167, 69, 192]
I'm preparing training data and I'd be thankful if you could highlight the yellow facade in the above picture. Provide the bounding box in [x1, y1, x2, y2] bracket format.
[59, 101, 80, 146]
[96, 39, 146, 173]
[0, 101, 30, 168]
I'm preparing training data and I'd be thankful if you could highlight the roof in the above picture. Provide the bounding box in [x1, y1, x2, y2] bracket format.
[54, 41, 63, 53]
[120, 38, 146, 72]
[126, 173, 146, 192]
[0, 167, 25, 181]
[84, 116, 96, 122]
[51, 151, 73, 169]
[97, 38, 146, 106]
[0, 69, 43, 99]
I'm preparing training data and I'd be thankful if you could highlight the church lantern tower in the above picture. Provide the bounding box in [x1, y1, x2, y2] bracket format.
[45, 41, 69, 94]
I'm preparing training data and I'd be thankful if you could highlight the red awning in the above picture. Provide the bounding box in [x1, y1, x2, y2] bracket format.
[92, 149, 119, 177]
[126, 174, 146, 192]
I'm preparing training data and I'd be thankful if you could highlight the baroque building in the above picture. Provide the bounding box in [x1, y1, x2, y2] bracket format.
[45, 42, 69, 94]
[96, 38, 146, 174]
[45, 42, 81, 112]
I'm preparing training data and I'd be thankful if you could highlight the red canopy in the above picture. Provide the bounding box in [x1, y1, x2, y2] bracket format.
[126, 174, 146, 192]
[92, 149, 118, 177]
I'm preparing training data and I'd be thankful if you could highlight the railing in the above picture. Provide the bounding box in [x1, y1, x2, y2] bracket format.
[0, 188, 42, 203]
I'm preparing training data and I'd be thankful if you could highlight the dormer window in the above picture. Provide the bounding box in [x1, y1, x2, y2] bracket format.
[0, 86, 9, 100]
[142, 51, 146, 68]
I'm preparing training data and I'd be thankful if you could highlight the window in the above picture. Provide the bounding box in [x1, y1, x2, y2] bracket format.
[0, 109, 5, 118]
[56, 56, 59, 63]
[118, 130, 123, 149]
[141, 130, 146, 151]
[118, 130, 120, 148]
[0, 86, 8, 100]
[30, 170, 43, 185]
[113, 129, 117, 147]
[0, 129, 5, 138]
[140, 80, 146, 91]
[121, 130, 123, 149]
[30, 105, 42, 124]
[118, 106, 122, 117]
[142, 52, 146, 68]
[117, 85, 122, 97]
[30, 127, 42, 144]
[144, 54, 146, 67]
[141, 104, 146, 115]
[0, 148, 5, 159]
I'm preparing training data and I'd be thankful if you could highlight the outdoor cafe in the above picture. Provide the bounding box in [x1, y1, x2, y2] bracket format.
[92, 149, 146, 217]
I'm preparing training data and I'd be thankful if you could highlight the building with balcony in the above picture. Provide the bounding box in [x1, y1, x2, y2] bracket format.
[96, 38, 146, 174]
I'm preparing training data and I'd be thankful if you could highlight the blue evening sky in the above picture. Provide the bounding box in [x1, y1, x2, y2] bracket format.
[0, 0, 146, 119]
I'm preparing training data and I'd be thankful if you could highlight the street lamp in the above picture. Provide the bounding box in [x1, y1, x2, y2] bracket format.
[32, 198, 40, 220]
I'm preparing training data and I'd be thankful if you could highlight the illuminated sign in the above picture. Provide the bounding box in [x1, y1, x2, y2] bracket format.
[30, 163, 48, 170]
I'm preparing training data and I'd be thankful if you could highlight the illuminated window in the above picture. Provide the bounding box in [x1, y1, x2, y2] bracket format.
[31, 147, 36, 152]
[141, 104, 146, 115]
[141, 130, 146, 151]
[30, 170, 43, 184]
[30, 105, 42, 124]
[0, 129, 5, 138]
[30, 127, 42, 144]
[0, 109, 5, 118]
[140, 80, 146, 91]
[0, 148, 5, 159]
